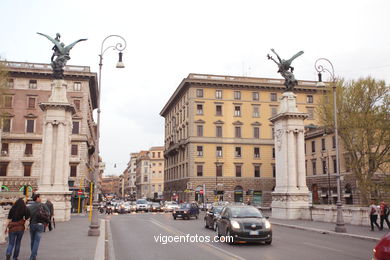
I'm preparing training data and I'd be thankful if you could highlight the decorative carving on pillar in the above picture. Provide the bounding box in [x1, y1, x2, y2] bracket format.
[275, 129, 284, 151]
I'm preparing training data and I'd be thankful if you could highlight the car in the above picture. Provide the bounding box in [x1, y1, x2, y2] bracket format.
[216, 205, 272, 245]
[373, 232, 390, 260]
[150, 202, 163, 212]
[204, 205, 224, 230]
[164, 201, 179, 212]
[130, 201, 137, 212]
[136, 199, 149, 212]
[173, 203, 200, 220]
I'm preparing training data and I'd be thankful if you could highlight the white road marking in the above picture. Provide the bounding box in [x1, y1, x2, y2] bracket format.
[303, 242, 344, 253]
[149, 218, 247, 260]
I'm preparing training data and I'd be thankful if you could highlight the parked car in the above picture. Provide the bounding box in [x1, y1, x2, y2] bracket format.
[130, 201, 137, 212]
[173, 203, 199, 220]
[164, 201, 179, 212]
[373, 232, 390, 260]
[150, 202, 163, 212]
[216, 205, 272, 245]
[136, 199, 149, 212]
[204, 205, 224, 230]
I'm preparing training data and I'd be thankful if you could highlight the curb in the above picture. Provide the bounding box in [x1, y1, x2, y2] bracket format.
[272, 222, 381, 242]
[93, 219, 106, 260]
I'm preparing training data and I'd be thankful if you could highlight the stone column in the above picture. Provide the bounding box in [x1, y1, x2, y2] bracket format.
[39, 79, 75, 222]
[297, 130, 308, 192]
[287, 129, 298, 192]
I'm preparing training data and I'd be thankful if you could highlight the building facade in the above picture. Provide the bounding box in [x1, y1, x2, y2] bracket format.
[101, 175, 120, 196]
[148, 146, 164, 200]
[0, 61, 98, 211]
[135, 151, 149, 199]
[160, 73, 323, 206]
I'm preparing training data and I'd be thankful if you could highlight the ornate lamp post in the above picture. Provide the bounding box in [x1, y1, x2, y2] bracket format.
[314, 58, 347, 233]
[88, 35, 127, 236]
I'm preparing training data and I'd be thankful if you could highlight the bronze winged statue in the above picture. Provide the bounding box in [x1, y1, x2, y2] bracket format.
[37, 32, 87, 79]
[267, 49, 304, 91]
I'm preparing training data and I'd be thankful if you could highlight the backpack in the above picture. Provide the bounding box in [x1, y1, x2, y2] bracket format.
[36, 204, 50, 224]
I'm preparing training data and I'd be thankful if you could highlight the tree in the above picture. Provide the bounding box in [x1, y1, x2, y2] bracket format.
[317, 77, 390, 205]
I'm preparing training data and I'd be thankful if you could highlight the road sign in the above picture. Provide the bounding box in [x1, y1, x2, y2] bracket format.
[200, 189, 204, 195]
[77, 190, 83, 195]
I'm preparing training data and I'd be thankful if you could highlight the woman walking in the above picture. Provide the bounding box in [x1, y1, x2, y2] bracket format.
[5, 198, 30, 260]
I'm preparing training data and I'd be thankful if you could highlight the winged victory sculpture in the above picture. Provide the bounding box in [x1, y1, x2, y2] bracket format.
[37, 32, 87, 79]
[267, 49, 304, 91]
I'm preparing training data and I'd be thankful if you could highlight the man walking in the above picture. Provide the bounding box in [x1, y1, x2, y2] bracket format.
[369, 200, 380, 231]
[379, 200, 390, 230]
[28, 194, 50, 260]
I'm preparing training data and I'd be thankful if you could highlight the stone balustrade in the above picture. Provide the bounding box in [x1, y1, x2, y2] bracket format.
[310, 205, 371, 226]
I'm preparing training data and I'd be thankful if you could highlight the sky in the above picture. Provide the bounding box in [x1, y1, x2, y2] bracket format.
[1, 0, 389, 176]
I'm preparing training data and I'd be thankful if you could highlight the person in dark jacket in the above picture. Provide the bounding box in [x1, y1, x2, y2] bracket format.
[44, 200, 54, 232]
[5, 198, 30, 260]
[28, 194, 50, 260]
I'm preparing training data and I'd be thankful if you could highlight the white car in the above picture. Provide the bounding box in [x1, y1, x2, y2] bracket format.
[136, 199, 149, 212]
[164, 201, 179, 212]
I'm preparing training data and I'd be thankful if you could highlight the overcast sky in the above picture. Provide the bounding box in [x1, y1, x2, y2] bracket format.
[1, 0, 389, 176]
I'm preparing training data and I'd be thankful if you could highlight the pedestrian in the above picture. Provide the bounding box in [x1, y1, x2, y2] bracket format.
[369, 200, 380, 231]
[379, 200, 390, 230]
[5, 198, 30, 260]
[28, 194, 50, 260]
[44, 200, 54, 232]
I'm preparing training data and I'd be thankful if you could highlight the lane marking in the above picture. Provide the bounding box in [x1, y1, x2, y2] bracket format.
[149, 218, 246, 260]
[302, 242, 344, 253]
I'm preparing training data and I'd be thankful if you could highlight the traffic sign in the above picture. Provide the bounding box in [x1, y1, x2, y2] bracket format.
[77, 190, 83, 195]
[199, 189, 204, 195]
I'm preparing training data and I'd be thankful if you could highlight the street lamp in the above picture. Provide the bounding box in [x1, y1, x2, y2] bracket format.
[314, 58, 347, 233]
[88, 35, 127, 236]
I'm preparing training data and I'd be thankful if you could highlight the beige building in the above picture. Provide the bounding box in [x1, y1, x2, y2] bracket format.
[160, 73, 323, 206]
[0, 61, 97, 211]
[101, 175, 120, 196]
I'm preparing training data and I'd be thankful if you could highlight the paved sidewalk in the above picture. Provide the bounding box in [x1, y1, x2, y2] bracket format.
[270, 217, 389, 242]
[1, 215, 100, 260]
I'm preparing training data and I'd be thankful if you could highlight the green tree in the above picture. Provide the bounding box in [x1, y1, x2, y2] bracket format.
[318, 77, 390, 205]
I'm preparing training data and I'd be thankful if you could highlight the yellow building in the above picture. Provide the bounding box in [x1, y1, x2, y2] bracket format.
[160, 73, 323, 206]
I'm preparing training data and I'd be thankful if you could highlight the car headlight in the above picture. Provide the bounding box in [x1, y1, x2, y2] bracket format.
[265, 220, 271, 229]
[173, 210, 176, 214]
[184, 211, 187, 214]
[230, 220, 240, 229]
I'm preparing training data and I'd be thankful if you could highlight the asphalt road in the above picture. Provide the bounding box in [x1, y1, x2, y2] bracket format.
[110, 212, 377, 260]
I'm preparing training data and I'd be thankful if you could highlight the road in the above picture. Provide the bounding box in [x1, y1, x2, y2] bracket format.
[109, 212, 376, 260]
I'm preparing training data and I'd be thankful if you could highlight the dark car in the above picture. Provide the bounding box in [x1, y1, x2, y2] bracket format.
[173, 203, 199, 220]
[150, 203, 163, 212]
[204, 206, 224, 230]
[373, 232, 390, 260]
[216, 205, 272, 245]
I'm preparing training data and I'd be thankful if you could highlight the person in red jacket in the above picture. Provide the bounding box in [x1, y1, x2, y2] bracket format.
[379, 200, 390, 230]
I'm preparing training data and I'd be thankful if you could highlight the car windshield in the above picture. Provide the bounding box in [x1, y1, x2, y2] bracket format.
[179, 203, 191, 209]
[213, 207, 223, 214]
[136, 199, 147, 204]
[230, 207, 263, 218]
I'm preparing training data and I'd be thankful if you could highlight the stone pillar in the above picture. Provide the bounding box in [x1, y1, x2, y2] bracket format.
[39, 79, 75, 222]
[270, 92, 310, 220]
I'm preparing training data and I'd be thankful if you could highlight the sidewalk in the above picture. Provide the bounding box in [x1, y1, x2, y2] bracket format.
[270, 217, 389, 242]
[1, 215, 101, 260]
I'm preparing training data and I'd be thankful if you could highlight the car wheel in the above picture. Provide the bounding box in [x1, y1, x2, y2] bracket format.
[195, 215, 198, 219]
[204, 219, 209, 228]
[213, 221, 217, 231]
[226, 229, 234, 244]
[216, 225, 221, 238]
[173, 216, 177, 220]
[265, 239, 272, 245]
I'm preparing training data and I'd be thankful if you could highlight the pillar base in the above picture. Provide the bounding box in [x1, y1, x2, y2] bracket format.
[271, 192, 310, 220]
[38, 191, 72, 222]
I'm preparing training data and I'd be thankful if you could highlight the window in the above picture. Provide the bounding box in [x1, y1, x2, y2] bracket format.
[29, 80, 37, 89]
[252, 92, 259, 101]
[26, 119, 35, 133]
[270, 93, 277, 101]
[312, 160, 317, 175]
[254, 165, 260, 177]
[253, 127, 260, 139]
[158, 152, 161, 157]
[144, 175, 148, 182]
[235, 147, 242, 157]
[2, 118, 11, 132]
[197, 146, 203, 156]
[311, 140, 316, 153]
[73, 82, 81, 91]
[272, 164, 276, 177]
[1, 143, 9, 155]
[197, 165, 203, 177]
[332, 136, 336, 149]
[23, 162, 32, 176]
[254, 147, 260, 158]
[25, 143, 33, 155]
[216, 126, 222, 137]
[321, 138, 326, 151]
[272, 127, 275, 139]
[196, 104, 203, 115]
[196, 89, 203, 98]
[235, 164, 242, 177]
[235, 126, 241, 138]
[333, 157, 337, 173]
[6, 79, 14, 88]
[272, 147, 275, 158]
[234, 106, 241, 116]
[72, 121, 80, 134]
[28, 97, 36, 109]
[322, 160, 327, 174]
[271, 107, 277, 117]
[215, 90, 222, 99]
[307, 95, 314, 104]
[234, 91, 241, 100]
[0, 162, 8, 176]
[216, 165, 223, 177]
[307, 108, 314, 120]
[74, 100, 81, 111]
[216, 105, 222, 116]
[152, 152, 155, 158]
[4, 96, 13, 108]
[70, 164, 77, 177]
[196, 125, 203, 137]
[71, 144, 78, 156]
[216, 146, 223, 157]
[252, 106, 260, 117]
